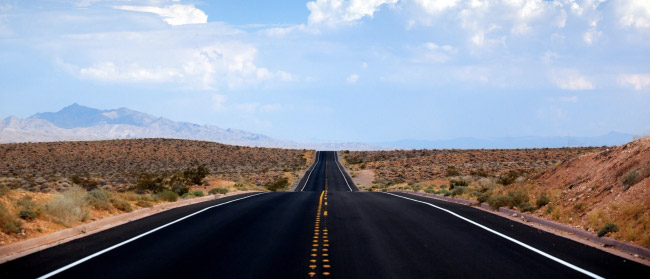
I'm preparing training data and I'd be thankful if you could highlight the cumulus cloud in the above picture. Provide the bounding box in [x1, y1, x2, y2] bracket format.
[347, 73, 359, 83]
[618, 73, 650, 90]
[76, 41, 292, 89]
[415, 0, 459, 14]
[114, 4, 208, 26]
[551, 69, 594, 90]
[617, 0, 650, 30]
[306, 0, 398, 26]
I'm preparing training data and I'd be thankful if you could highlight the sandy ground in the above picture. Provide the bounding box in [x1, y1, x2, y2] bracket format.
[351, 169, 375, 189]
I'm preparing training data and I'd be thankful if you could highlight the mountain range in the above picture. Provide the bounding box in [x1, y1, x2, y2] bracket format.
[0, 104, 379, 150]
[0, 104, 638, 150]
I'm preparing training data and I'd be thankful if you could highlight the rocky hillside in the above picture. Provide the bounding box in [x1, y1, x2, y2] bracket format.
[525, 137, 650, 247]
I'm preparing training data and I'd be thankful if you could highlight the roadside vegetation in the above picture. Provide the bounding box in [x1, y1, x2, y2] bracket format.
[342, 137, 650, 249]
[0, 139, 315, 245]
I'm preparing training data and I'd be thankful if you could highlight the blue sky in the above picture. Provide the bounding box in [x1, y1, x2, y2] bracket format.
[0, 0, 649, 143]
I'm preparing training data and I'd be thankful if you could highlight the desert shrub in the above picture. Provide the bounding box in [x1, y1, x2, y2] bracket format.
[410, 184, 422, 192]
[598, 223, 619, 237]
[573, 203, 586, 213]
[182, 192, 195, 199]
[172, 186, 190, 197]
[192, 191, 205, 197]
[424, 187, 435, 194]
[45, 186, 89, 226]
[209, 187, 228, 195]
[449, 179, 468, 189]
[136, 173, 165, 193]
[451, 186, 467, 197]
[184, 165, 210, 185]
[155, 190, 179, 202]
[265, 177, 289, 192]
[488, 195, 510, 210]
[17, 196, 40, 220]
[438, 189, 451, 196]
[445, 165, 460, 177]
[622, 170, 641, 190]
[19, 209, 38, 220]
[0, 185, 9, 196]
[470, 169, 489, 177]
[136, 200, 153, 208]
[498, 170, 522, 186]
[111, 198, 132, 212]
[477, 192, 491, 204]
[519, 202, 536, 213]
[0, 204, 22, 233]
[536, 194, 550, 208]
[87, 189, 111, 210]
[70, 175, 99, 190]
[507, 191, 529, 209]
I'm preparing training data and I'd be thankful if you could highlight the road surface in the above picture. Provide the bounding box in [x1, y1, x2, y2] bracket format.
[1, 151, 648, 278]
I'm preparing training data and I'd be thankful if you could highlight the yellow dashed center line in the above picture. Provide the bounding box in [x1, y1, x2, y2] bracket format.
[307, 178, 332, 278]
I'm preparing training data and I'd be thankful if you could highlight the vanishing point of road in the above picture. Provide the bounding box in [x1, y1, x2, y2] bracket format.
[1, 151, 649, 278]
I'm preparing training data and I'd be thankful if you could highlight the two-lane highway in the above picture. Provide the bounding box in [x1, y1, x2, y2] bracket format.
[1, 151, 649, 278]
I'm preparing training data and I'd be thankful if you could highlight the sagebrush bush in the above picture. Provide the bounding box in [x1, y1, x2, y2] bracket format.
[136, 200, 153, 208]
[488, 195, 510, 210]
[507, 191, 529, 209]
[0, 185, 9, 196]
[598, 223, 619, 237]
[265, 177, 288, 192]
[155, 190, 178, 202]
[192, 191, 205, 197]
[424, 187, 435, 194]
[438, 189, 451, 196]
[111, 198, 132, 212]
[536, 194, 550, 208]
[451, 186, 467, 197]
[209, 187, 228, 195]
[477, 192, 491, 204]
[181, 192, 195, 199]
[0, 204, 23, 233]
[45, 186, 89, 226]
[519, 202, 536, 212]
[87, 189, 111, 210]
[16, 195, 41, 220]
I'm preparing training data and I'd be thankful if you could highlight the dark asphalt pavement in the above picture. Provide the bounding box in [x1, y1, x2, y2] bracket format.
[1, 151, 648, 278]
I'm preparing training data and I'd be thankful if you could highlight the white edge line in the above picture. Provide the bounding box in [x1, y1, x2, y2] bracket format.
[38, 192, 266, 279]
[334, 151, 353, 192]
[300, 151, 320, 192]
[383, 192, 605, 279]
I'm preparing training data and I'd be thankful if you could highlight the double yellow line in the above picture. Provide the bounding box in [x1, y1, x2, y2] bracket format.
[308, 186, 330, 277]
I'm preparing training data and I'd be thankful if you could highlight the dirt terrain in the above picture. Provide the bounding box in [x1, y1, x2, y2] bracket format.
[342, 147, 603, 187]
[0, 138, 311, 191]
[0, 139, 313, 246]
[343, 140, 650, 248]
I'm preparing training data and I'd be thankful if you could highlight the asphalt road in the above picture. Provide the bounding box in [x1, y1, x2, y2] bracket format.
[1, 151, 648, 278]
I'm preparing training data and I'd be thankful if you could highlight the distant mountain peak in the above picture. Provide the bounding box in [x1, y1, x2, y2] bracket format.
[29, 103, 157, 129]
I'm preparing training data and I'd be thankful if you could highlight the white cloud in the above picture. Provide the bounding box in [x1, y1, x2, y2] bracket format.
[75, 40, 292, 89]
[541, 51, 559, 65]
[114, 4, 207, 26]
[79, 62, 181, 83]
[617, 0, 650, 30]
[551, 69, 594, 90]
[306, 0, 398, 26]
[416, 42, 456, 63]
[347, 73, 359, 83]
[618, 73, 650, 90]
[415, 0, 459, 14]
